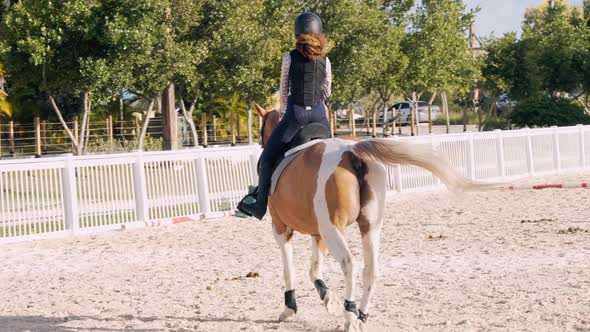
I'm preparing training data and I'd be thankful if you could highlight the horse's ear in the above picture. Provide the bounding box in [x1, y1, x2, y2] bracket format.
[253, 102, 267, 117]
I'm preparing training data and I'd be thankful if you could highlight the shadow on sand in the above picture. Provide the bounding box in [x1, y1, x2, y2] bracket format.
[0, 314, 337, 332]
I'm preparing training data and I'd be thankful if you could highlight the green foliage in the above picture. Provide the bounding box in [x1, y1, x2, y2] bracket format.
[510, 96, 590, 127]
[482, 117, 511, 131]
[403, 0, 479, 96]
[85, 136, 163, 153]
[484, 1, 588, 100]
[0, 0, 492, 152]
[433, 111, 480, 125]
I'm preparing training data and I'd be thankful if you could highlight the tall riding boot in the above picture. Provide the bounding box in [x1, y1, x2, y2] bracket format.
[237, 153, 274, 220]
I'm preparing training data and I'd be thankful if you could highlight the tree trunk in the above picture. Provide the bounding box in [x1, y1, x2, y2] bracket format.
[428, 106, 432, 134]
[179, 94, 199, 148]
[42, 62, 79, 151]
[442, 91, 450, 134]
[236, 113, 241, 143]
[77, 91, 91, 155]
[428, 91, 437, 105]
[119, 90, 124, 138]
[162, 82, 177, 150]
[411, 92, 417, 136]
[138, 100, 156, 151]
[230, 110, 236, 146]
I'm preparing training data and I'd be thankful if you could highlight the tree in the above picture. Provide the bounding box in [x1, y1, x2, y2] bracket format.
[193, 0, 299, 143]
[403, 0, 479, 134]
[0, 63, 10, 118]
[483, 0, 589, 115]
[0, 0, 135, 154]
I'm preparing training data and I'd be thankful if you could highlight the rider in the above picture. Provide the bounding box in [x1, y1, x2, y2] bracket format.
[237, 12, 333, 220]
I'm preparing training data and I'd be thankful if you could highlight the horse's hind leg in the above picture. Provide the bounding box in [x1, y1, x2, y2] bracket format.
[309, 235, 337, 314]
[320, 225, 362, 332]
[357, 161, 387, 323]
[272, 222, 297, 322]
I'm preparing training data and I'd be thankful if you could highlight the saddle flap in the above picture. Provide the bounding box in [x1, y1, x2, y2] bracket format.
[290, 122, 331, 147]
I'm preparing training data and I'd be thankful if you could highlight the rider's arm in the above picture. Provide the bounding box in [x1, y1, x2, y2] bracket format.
[279, 53, 291, 115]
[322, 57, 332, 100]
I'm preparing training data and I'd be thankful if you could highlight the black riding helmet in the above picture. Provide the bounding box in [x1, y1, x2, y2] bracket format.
[294, 12, 322, 35]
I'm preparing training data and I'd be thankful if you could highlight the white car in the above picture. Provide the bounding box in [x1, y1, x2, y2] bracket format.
[387, 102, 442, 125]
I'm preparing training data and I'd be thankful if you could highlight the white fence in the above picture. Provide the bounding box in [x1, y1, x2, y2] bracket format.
[1, 125, 589, 244]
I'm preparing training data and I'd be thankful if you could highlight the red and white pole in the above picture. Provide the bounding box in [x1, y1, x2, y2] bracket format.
[498, 182, 588, 191]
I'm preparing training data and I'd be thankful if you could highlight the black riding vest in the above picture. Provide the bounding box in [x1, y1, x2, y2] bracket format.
[288, 50, 326, 108]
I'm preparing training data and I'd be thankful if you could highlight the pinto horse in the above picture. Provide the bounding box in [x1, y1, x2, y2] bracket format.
[253, 103, 482, 331]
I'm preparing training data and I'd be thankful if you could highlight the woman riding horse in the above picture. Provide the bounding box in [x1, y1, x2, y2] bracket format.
[238, 12, 334, 220]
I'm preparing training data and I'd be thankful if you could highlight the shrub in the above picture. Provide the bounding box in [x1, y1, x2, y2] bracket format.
[482, 117, 512, 131]
[84, 136, 163, 154]
[433, 111, 480, 125]
[509, 96, 590, 128]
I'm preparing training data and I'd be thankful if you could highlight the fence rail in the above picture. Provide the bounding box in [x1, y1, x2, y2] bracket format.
[1, 125, 589, 244]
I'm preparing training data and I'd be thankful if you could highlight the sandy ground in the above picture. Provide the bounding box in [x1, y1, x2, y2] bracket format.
[1, 173, 590, 332]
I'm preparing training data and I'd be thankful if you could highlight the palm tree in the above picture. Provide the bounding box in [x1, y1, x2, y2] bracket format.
[214, 93, 247, 145]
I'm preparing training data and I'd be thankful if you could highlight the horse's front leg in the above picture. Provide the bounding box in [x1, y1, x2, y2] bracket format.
[272, 223, 297, 322]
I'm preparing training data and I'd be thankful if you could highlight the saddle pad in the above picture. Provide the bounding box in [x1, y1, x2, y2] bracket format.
[270, 140, 324, 194]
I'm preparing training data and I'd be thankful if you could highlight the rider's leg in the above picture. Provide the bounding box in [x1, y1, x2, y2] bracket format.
[238, 122, 288, 219]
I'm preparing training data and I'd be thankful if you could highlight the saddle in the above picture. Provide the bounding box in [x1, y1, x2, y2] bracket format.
[270, 123, 330, 193]
[243, 123, 331, 203]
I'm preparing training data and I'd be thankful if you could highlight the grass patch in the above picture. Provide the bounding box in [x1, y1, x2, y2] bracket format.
[434, 112, 480, 125]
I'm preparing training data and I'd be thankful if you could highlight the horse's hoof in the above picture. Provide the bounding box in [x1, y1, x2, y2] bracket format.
[323, 290, 338, 315]
[344, 311, 364, 332]
[278, 308, 296, 322]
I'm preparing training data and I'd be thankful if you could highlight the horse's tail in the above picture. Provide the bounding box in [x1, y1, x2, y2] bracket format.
[351, 138, 494, 192]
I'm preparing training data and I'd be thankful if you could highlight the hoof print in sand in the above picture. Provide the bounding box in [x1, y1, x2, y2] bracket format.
[557, 227, 589, 235]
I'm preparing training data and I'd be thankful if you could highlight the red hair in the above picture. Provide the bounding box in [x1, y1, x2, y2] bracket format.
[295, 33, 333, 60]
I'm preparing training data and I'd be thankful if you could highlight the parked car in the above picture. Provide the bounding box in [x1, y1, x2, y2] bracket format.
[379, 102, 442, 125]
[496, 94, 516, 114]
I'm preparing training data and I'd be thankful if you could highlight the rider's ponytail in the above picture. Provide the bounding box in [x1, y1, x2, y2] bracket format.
[295, 33, 334, 60]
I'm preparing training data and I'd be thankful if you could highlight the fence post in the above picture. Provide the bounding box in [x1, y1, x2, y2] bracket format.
[9, 120, 15, 156]
[34, 117, 41, 157]
[61, 154, 79, 234]
[428, 106, 432, 134]
[467, 132, 476, 180]
[212, 115, 217, 142]
[132, 152, 150, 222]
[247, 108, 253, 145]
[201, 113, 208, 147]
[41, 120, 47, 153]
[494, 129, 506, 178]
[330, 110, 335, 136]
[578, 124, 586, 169]
[230, 111, 236, 146]
[551, 126, 561, 174]
[108, 115, 114, 144]
[525, 128, 535, 176]
[195, 149, 211, 214]
[73, 116, 79, 150]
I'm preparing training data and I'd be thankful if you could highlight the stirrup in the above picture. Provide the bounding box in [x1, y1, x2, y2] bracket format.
[236, 186, 259, 218]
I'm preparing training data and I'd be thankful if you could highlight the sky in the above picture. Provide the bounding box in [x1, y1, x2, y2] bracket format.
[463, 0, 584, 38]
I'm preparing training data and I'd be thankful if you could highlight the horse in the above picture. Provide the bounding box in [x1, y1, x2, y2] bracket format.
[252, 103, 484, 331]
